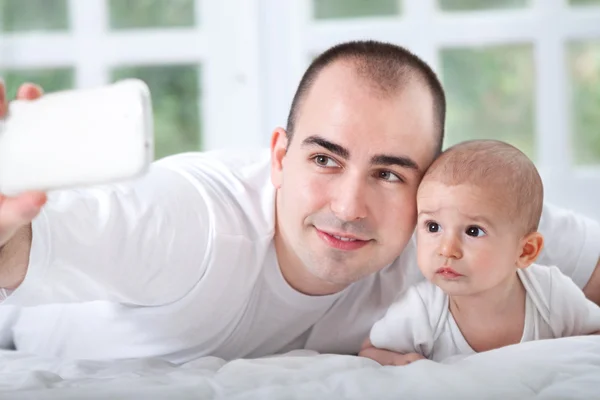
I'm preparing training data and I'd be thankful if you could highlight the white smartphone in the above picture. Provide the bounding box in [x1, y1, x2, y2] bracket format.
[0, 79, 154, 196]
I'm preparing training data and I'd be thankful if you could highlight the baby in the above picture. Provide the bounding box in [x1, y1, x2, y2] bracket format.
[360, 139, 600, 366]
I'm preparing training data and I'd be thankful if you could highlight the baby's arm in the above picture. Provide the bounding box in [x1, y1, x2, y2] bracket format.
[359, 284, 436, 365]
[548, 266, 600, 336]
[358, 337, 425, 366]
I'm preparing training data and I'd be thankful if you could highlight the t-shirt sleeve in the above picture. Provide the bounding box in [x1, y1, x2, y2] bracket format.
[1, 161, 213, 307]
[547, 266, 600, 336]
[536, 203, 600, 289]
[369, 283, 437, 358]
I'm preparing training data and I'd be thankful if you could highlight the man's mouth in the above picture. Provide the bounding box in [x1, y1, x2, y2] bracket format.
[331, 235, 358, 242]
[315, 228, 371, 251]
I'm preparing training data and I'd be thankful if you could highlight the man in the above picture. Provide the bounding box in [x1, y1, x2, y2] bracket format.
[0, 40, 598, 363]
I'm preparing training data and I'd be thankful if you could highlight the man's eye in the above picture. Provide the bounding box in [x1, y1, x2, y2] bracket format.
[378, 170, 402, 182]
[427, 222, 440, 233]
[466, 226, 486, 237]
[313, 155, 338, 167]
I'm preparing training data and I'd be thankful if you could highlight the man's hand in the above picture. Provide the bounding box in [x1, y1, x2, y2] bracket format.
[583, 257, 600, 306]
[358, 337, 425, 366]
[0, 80, 47, 288]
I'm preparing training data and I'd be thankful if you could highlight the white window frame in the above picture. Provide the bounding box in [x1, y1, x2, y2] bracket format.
[1, 0, 599, 219]
[258, 0, 600, 220]
[0, 0, 264, 151]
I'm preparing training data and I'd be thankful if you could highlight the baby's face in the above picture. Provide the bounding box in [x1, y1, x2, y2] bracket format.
[415, 180, 524, 296]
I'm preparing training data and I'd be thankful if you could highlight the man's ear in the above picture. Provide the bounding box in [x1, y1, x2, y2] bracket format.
[270, 127, 289, 189]
[516, 232, 544, 269]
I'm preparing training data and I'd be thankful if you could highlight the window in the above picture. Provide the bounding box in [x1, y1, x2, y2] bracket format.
[0, 0, 257, 159]
[108, 0, 195, 30]
[569, 40, 600, 165]
[441, 45, 535, 159]
[112, 65, 201, 160]
[438, 0, 529, 11]
[260, 0, 600, 221]
[1, 0, 599, 219]
[313, 0, 400, 19]
[0, 0, 69, 32]
[0, 68, 74, 98]
[570, 0, 600, 5]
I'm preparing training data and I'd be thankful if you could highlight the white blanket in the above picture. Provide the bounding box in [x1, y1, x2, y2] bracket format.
[0, 336, 598, 399]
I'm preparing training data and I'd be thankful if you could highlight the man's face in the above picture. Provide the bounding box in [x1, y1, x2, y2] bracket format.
[271, 62, 438, 295]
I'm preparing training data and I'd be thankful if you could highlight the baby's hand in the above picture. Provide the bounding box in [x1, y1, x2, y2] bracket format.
[358, 338, 425, 366]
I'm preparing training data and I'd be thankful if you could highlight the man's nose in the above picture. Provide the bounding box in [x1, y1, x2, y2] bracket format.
[330, 174, 368, 222]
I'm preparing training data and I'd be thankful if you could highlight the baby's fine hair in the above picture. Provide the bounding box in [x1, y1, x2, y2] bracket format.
[421, 139, 543, 234]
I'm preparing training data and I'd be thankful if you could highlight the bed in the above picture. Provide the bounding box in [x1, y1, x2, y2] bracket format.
[0, 335, 598, 399]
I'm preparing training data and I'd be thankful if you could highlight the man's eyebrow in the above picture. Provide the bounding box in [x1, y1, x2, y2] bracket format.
[301, 135, 421, 173]
[371, 154, 420, 173]
[301, 135, 349, 159]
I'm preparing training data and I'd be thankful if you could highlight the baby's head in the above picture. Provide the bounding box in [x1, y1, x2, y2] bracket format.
[415, 139, 544, 296]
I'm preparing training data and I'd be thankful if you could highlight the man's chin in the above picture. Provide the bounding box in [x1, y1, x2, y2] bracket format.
[309, 263, 367, 288]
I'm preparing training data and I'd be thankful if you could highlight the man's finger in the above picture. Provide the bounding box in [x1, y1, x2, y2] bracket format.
[16, 83, 44, 101]
[0, 192, 47, 245]
[0, 77, 6, 117]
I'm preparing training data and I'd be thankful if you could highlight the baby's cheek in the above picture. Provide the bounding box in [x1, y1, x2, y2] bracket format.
[471, 244, 504, 275]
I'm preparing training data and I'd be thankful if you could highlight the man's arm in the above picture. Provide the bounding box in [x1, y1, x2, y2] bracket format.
[547, 266, 600, 337]
[1, 164, 213, 308]
[536, 203, 600, 295]
[583, 257, 600, 306]
[0, 224, 32, 291]
[0, 82, 47, 292]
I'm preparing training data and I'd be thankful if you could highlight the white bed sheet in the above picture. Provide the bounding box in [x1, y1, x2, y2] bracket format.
[0, 335, 598, 399]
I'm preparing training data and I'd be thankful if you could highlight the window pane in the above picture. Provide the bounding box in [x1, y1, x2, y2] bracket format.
[0, 68, 74, 99]
[109, 0, 195, 30]
[112, 65, 201, 160]
[440, 45, 535, 159]
[569, 0, 600, 5]
[569, 41, 600, 165]
[438, 0, 529, 11]
[313, 0, 400, 20]
[0, 0, 68, 32]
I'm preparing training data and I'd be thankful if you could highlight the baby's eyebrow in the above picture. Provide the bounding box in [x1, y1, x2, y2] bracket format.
[462, 214, 495, 227]
[418, 209, 438, 216]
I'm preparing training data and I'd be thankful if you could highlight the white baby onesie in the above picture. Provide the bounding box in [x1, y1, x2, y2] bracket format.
[369, 264, 600, 362]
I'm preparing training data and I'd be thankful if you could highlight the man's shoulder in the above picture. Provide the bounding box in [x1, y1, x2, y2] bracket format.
[520, 263, 569, 290]
[156, 147, 271, 178]
[518, 263, 579, 322]
[156, 148, 276, 237]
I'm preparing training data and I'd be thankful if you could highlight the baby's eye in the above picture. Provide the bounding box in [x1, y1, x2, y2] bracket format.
[427, 222, 440, 233]
[465, 226, 486, 237]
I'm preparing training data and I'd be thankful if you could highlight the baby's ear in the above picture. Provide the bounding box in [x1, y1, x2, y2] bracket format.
[516, 232, 544, 269]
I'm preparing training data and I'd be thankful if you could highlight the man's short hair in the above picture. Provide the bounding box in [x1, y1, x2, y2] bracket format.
[285, 40, 446, 155]
[421, 139, 544, 234]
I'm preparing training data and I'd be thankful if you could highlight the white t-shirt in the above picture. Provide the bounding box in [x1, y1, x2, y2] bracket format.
[369, 264, 600, 363]
[0, 149, 598, 363]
